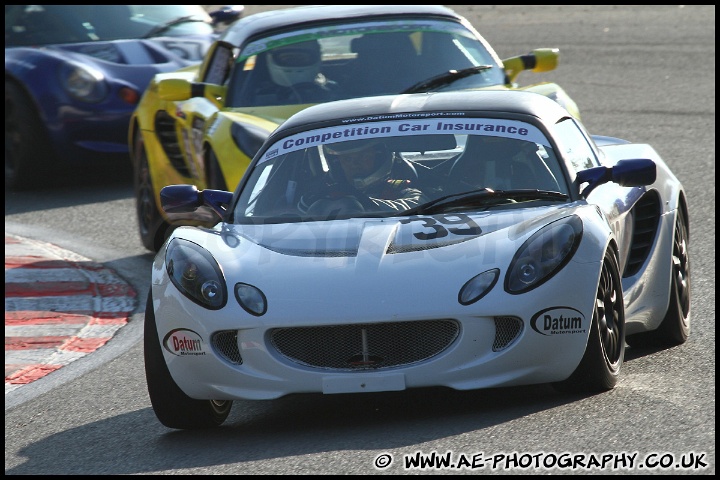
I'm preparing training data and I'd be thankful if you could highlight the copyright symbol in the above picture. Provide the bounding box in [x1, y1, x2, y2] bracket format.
[374, 453, 393, 469]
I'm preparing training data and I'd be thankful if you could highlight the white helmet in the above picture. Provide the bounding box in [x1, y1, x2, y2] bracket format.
[267, 41, 321, 87]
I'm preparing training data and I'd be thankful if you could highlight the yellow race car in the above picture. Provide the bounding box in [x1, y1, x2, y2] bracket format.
[129, 4, 580, 251]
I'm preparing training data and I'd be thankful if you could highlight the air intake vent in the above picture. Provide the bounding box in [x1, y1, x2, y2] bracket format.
[623, 191, 661, 277]
[154, 111, 189, 176]
[211, 330, 242, 365]
[493, 316, 523, 351]
[270, 320, 459, 371]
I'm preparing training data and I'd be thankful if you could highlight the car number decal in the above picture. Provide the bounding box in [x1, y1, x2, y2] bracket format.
[399, 214, 481, 240]
[180, 129, 199, 178]
[156, 39, 207, 61]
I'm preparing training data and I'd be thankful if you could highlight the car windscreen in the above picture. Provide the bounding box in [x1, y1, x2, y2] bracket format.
[225, 18, 505, 107]
[5, 5, 213, 47]
[232, 115, 569, 223]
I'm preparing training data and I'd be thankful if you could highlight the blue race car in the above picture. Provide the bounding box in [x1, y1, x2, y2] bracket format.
[5, 5, 243, 190]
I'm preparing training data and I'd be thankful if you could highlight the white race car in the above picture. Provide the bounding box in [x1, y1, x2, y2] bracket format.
[145, 90, 690, 429]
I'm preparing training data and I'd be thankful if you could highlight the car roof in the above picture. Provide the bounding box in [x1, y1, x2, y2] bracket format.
[276, 91, 573, 133]
[220, 5, 464, 46]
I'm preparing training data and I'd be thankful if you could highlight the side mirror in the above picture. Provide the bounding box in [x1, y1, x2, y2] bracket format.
[502, 48, 560, 84]
[209, 5, 244, 27]
[157, 78, 226, 106]
[577, 159, 656, 197]
[160, 185, 233, 225]
[157, 78, 192, 102]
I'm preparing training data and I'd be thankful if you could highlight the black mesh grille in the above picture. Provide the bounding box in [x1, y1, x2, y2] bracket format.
[211, 330, 242, 365]
[270, 320, 460, 371]
[492, 316, 523, 351]
[624, 191, 661, 277]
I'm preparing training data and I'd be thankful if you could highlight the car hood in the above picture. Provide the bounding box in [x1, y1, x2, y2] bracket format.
[219, 204, 577, 260]
[43, 36, 212, 66]
[161, 202, 600, 321]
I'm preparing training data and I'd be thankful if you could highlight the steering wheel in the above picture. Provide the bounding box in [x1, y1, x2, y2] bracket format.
[306, 196, 366, 216]
[285, 82, 330, 103]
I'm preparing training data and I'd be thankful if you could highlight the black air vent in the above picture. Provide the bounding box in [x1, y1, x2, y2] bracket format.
[270, 320, 460, 371]
[154, 111, 189, 176]
[623, 191, 661, 277]
[211, 330, 242, 365]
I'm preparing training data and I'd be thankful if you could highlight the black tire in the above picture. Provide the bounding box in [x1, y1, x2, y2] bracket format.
[133, 132, 171, 252]
[5, 81, 52, 190]
[626, 208, 690, 348]
[206, 149, 228, 190]
[553, 250, 625, 393]
[144, 290, 232, 429]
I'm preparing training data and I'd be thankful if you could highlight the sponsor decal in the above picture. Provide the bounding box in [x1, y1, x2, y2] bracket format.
[258, 118, 548, 165]
[530, 307, 586, 336]
[163, 328, 207, 356]
[175, 105, 186, 119]
[265, 148, 279, 160]
[191, 117, 205, 169]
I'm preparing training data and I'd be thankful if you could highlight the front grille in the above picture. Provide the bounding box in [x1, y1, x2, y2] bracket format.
[212, 330, 242, 365]
[492, 316, 523, 351]
[270, 319, 460, 371]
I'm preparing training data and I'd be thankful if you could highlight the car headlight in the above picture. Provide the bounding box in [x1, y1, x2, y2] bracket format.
[234, 283, 267, 316]
[59, 62, 108, 103]
[459, 268, 499, 305]
[166, 238, 227, 309]
[505, 215, 583, 294]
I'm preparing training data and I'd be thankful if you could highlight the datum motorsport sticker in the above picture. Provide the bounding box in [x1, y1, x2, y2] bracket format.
[531, 307, 586, 336]
[163, 328, 207, 356]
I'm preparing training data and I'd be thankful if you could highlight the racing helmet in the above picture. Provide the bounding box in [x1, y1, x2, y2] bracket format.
[267, 40, 322, 87]
[322, 138, 393, 191]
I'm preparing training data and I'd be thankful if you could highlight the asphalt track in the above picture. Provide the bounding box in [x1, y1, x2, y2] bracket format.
[5, 5, 714, 475]
[4, 234, 137, 393]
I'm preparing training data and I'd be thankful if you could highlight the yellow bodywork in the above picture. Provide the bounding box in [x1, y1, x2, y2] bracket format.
[128, 44, 579, 237]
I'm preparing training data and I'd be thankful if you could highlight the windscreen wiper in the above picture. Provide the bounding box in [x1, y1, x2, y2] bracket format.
[394, 188, 569, 216]
[142, 15, 207, 39]
[402, 65, 493, 94]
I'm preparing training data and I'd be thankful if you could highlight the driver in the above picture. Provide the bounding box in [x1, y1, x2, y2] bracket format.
[303, 138, 426, 213]
[265, 40, 342, 102]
